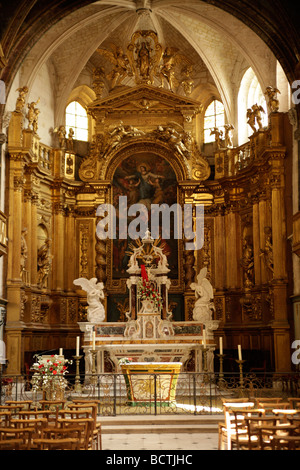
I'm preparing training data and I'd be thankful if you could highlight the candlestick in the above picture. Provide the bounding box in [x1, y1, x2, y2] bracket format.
[219, 337, 223, 355]
[92, 331, 95, 350]
[76, 336, 80, 356]
[238, 344, 242, 361]
[90, 350, 97, 386]
[235, 359, 246, 389]
[73, 355, 83, 393]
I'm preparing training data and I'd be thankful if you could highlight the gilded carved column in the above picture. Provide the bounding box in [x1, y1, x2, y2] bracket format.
[6, 155, 25, 374]
[64, 206, 76, 291]
[53, 202, 65, 291]
[269, 151, 290, 371]
[224, 204, 241, 289]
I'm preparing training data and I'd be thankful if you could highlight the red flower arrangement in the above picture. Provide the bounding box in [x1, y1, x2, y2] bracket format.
[137, 265, 162, 310]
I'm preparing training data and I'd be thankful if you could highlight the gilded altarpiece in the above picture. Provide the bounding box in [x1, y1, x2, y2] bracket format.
[3, 60, 292, 375]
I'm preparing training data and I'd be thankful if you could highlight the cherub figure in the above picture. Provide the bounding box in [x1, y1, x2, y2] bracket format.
[247, 108, 256, 132]
[15, 86, 28, 113]
[210, 127, 224, 149]
[264, 86, 280, 113]
[26, 98, 40, 131]
[252, 103, 265, 130]
[224, 124, 234, 148]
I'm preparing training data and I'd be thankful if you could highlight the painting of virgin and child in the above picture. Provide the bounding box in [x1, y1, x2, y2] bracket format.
[112, 154, 179, 278]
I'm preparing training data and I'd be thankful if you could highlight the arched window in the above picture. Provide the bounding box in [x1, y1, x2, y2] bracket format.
[204, 100, 225, 143]
[65, 101, 88, 141]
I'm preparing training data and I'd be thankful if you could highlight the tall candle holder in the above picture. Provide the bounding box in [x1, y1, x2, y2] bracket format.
[72, 355, 83, 393]
[217, 353, 226, 387]
[235, 359, 246, 389]
[90, 349, 98, 386]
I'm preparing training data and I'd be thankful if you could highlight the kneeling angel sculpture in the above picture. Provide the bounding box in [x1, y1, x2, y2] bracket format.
[74, 277, 105, 322]
[190, 268, 214, 322]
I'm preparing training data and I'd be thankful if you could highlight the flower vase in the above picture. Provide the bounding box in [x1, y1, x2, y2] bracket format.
[45, 379, 65, 400]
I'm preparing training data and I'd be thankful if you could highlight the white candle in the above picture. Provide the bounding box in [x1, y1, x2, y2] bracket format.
[76, 336, 80, 356]
[59, 348, 63, 356]
[92, 331, 95, 350]
[203, 329, 206, 348]
[219, 337, 223, 355]
[238, 345, 242, 361]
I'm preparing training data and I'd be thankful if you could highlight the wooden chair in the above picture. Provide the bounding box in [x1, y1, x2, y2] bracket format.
[258, 401, 290, 410]
[271, 408, 299, 423]
[0, 427, 34, 450]
[67, 403, 102, 450]
[57, 417, 94, 450]
[218, 401, 256, 450]
[0, 438, 24, 449]
[5, 400, 33, 410]
[40, 425, 83, 448]
[0, 411, 12, 427]
[256, 424, 297, 450]
[253, 397, 283, 406]
[33, 437, 80, 450]
[271, 435, 300, 450]
[39, 399, 67, 410]
[288, 397, 300, 409]
[229, 410, 276, 450]
[10, 417, 48, 442]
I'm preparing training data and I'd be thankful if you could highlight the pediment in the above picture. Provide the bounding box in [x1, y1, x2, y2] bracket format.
[88, 84, 203, 115]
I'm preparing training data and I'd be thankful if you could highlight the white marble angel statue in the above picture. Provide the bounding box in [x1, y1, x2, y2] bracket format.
[190, 267, 215, 323]
[74, 277, 105, 322]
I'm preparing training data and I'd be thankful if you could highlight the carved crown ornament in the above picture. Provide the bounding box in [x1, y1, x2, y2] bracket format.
[97, 30, 194, 95]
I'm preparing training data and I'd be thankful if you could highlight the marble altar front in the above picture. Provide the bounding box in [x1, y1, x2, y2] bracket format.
[77, 231, 219, 376]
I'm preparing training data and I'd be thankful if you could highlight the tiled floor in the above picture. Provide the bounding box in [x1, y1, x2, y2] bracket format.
[102, 432, 219, 451]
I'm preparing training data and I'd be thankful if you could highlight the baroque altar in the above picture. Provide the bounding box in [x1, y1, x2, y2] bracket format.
[78, 231, 219, 375]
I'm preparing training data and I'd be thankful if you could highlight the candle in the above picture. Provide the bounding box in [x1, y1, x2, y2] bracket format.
[203, 329, 206, 348]
[219, 337, 223, 355]
[92, 331, 95, 350]
[59, 348, 63, 356]
[238, 344, 242, 361]
[76, 336, 80, 356]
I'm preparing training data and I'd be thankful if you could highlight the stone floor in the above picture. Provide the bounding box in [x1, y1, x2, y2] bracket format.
[100, 414, 220, 451]
[102, 431, 219, 450]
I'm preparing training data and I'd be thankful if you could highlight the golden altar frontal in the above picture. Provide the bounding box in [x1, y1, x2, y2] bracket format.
[120, 362, 182, 406]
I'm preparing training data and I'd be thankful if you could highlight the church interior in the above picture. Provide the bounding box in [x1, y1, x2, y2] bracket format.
[0, 0, 300, 398]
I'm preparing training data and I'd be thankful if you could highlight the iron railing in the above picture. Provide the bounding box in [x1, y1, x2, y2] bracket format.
[1, 371, 299, 416]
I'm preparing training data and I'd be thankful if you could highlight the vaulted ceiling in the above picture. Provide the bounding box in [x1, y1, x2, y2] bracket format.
[0, 1, 299, 133]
